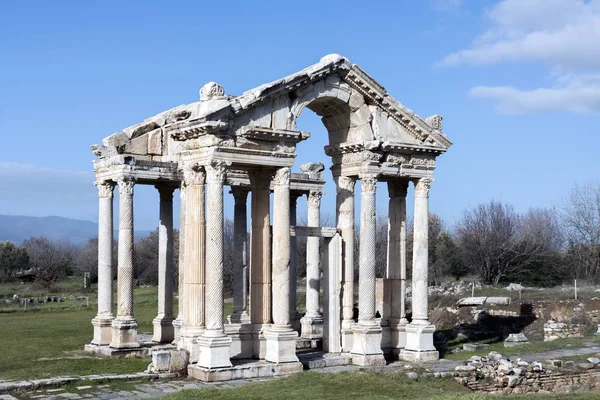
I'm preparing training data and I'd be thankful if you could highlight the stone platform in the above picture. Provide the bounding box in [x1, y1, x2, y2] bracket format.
[298, 350, 352, 369]
[188, 359, 303, 382]
[84, 333, 175, 358]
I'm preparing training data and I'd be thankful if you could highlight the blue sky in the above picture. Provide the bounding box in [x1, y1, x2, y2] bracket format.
[1, 0, 599, 231]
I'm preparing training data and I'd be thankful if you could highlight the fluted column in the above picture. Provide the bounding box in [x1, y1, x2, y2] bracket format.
[401, 177, 438, 362]
[265, 167, 299, 363]
[110, 176, 139, 349]
[197, 161, 232, 369]
[172, 180, 186, 344]
[350, 173, 384, 366]
[289, 192, 302, 331]
[179, 165, 206, 360]
[153, 185, 175, 343]
[301, 189, 324, 339]
[91, 180, 115, 345]
[334, 175, 356, 352]
[229, 187, 250, 324]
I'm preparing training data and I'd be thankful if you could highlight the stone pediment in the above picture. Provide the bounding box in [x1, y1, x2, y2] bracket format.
[92, 54, 451, 162]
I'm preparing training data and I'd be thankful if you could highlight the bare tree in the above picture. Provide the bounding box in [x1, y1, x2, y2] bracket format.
[74, 237, 98, 282]
[456, 201, 521, 285]
[562, 183, 600, 281]
[23, 237, 74, 289]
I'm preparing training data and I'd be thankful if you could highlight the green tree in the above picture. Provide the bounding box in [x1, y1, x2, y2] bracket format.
[435, 231, 468, 281]
[0, 241, 30, 282]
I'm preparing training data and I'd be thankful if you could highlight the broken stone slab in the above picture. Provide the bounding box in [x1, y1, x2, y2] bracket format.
[504, 333, 529, 347]
[455, 365, 476, 372]
[588, 357, 600, 365]
[485, 297, 511, 306]
[457, 297, 487, 306]
[506, 283, 525, 291]
[463, 343, 490, 352]
[150, 349, 189, 373]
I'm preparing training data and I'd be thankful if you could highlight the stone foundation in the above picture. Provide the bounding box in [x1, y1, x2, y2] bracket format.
[188, 360, 303, 382]
[544, 321, 583, 341]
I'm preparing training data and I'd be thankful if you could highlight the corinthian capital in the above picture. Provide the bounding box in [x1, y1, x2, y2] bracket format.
[117, 176, 136, 196]
[414, 177, 434, 196]
[205, 161, 229, 182]
[388, 180, 409, 198]
[95, 180, 115, 199]
[359, 173, 378, 193]
[183, 164, 205, 185]
[273, 167, 291, 186]
[307, 190, 323, 208]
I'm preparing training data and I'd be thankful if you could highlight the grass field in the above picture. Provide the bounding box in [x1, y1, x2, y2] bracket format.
[161, 371, 600, 400]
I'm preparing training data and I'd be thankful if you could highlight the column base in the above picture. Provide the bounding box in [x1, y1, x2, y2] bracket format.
[172, 317, 183, 345]
[350, 323, 385, 367]
[341, 319, 354, 352]
[251, 324, 270, 359]
[91, 316, 114, 346]
[179, 326, 205, 363]
[227, 312, 251, 324]
[152, 316, 175, 343]
[109, 318, 140, 349]
[225, 323, 253, 359]
[401, 323, 439, 362]
[300, 315, 323, 339]
[265, 328, 299, 363]
[196, 334, 233, 369]
[390, 320, 408, 354]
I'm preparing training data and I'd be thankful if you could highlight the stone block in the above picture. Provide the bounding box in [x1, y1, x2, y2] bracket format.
[124, 134, 148, 155]
[463, 343, 490, 352]
[147, 129, 163, 155]
[265, 329, 299, 363]
[504, 333, 529, 347]
[196, 334, 233, 369]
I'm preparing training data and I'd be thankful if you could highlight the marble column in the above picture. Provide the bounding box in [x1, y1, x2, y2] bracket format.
[172, 181, 186, 344]
[289, 192, 302, 331]
[387, 180, 409, 353]
[91, 180, 115, 345]
[334, 175, 356, 352]
[351, 173, 384, 366]
[179, 165, 206, 360]
[300, 189, 324, 339]
[110, 176, 139, 349]
[402, 177, 438, 362]
[229, 187, 250, 324]
[197, 161, 232, 369]
[152, 185, 176, 343]
[249, 169, 272, 359]
[265, 167, 299, 363]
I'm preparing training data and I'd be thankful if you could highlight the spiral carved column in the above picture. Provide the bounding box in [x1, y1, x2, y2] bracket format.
[350, 173, 384, 366]
[110, 176, 140, 349]
[197, 161, 232, 369]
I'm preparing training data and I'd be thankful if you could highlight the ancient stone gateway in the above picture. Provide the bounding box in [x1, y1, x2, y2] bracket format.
[85, 54, 452, 380]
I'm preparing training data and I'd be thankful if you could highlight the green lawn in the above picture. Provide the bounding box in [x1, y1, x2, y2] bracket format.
[162, 371, 600, 400]
[0, 280, 238, 381]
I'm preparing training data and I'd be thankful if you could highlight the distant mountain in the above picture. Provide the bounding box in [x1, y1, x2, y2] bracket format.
[0, 215, 152, 245]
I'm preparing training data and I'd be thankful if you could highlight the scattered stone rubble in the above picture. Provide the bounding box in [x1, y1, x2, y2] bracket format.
[455, 351, 600, 394]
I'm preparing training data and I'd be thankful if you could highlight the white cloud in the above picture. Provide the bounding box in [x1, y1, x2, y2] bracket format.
[439, 0, 600, 113]
[469, 73, 600, 114]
